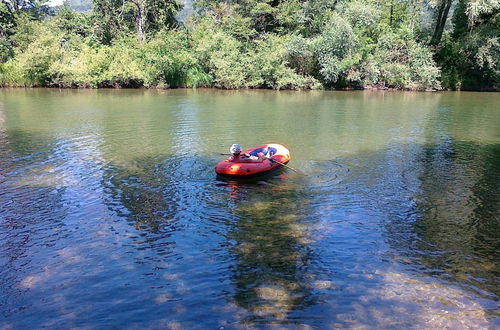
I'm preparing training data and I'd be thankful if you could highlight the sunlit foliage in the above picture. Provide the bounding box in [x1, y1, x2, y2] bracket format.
[0, 0, 497, 90]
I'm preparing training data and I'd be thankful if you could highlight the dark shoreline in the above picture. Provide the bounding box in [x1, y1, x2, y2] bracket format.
[1, 86, 498, 92]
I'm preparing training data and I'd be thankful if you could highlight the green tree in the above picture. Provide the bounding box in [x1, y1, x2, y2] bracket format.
[7, 20, 63, 86]
[429, 0, 454, 46]
[54, 4, 91, 39]
[0, 0, 51, 61]
[0, 1, 17, 62]
[92, 0, 181, 43]
[313, 12, 359, 86]
[1, 0, 496, 90]
[438, 0, 499, 89]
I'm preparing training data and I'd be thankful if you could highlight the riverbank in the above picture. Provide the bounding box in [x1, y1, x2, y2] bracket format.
[2, 85, 499, 92]
[2, 0, 498, 98]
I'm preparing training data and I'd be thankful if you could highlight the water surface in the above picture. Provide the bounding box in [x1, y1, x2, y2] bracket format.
[0, 89, 499, 328]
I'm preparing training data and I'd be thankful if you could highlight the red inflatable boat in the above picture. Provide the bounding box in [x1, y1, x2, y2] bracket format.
[215, 143, 291, 177]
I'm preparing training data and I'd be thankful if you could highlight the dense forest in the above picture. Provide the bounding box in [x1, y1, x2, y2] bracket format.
[0, 0, 498, 90]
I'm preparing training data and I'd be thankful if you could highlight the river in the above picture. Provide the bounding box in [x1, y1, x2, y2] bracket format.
[0, 89, 498, 328]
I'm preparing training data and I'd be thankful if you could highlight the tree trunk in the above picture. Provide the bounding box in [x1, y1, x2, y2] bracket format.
[430, 0, 453, 46]
[138, 12, 146, 43]
[132, 0, 147, 43]
[390, 0, 394, 27]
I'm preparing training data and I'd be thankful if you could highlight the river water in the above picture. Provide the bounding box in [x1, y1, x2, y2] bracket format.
[0, 89, 498, 328]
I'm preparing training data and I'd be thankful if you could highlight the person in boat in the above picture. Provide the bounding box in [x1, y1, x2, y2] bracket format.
[229, 144, 277, 163]
[248, 146, 277, 159]
[229, 144, 265, 163]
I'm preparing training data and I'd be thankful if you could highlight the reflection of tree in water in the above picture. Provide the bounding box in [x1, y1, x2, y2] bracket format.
[103, 157, 173, 234]
[411, 139, 500, 298]
[327, 136, 498, 327]
[101, 154, 216, 248]
[0, 128, 68, 319]
[228, 180, 315, 324]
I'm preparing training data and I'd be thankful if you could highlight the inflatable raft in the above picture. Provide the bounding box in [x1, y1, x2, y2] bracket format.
[215, 143, 291, 178]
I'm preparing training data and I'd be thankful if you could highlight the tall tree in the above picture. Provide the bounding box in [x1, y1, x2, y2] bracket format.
[429, 0, 453, 46]
[437, 0, 499, 89]
[0, 1, 16, 61]
[0, 0, 50, 61]
[92, 0, 181, 43]
[129, 0, 181, 42]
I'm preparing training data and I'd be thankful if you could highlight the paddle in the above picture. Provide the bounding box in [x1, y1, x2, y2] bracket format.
[264, 156, 302, 174]
[218, 153, 303, 175]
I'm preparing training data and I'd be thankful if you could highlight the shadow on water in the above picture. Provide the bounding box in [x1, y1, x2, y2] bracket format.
[212, 138, 499, 328]
[361, 139, 500, 326]
[222, 174, 317, 325]
[381, 140, 500, 268]
[398, 141, 499, 296]
[1, 137, 499, 327]
[99, 153, 319, 326]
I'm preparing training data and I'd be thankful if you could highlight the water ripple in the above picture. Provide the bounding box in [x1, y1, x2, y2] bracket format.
[0, 90, 498, 328]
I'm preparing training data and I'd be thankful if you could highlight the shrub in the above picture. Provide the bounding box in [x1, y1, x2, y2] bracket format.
[312, 13, 359, 86]
[248, 34, 319, 90]
[8, 23, 63, 86]
[140, 29, 211, 88]
[368, 28, 441, 89]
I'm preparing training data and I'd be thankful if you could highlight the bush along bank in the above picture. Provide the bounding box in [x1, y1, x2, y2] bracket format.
[0, 0, 498, 91]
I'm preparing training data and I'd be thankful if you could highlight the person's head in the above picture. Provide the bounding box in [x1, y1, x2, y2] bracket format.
[230, 144, 242, 154]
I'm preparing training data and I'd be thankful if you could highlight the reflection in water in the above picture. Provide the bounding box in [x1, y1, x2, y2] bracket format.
[103, 158, 176, 234]
[0, 127, 106, 325]
[413, 140, 500, 300]
[227, 178, 315, 324]
[0, 90, 499, 328]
